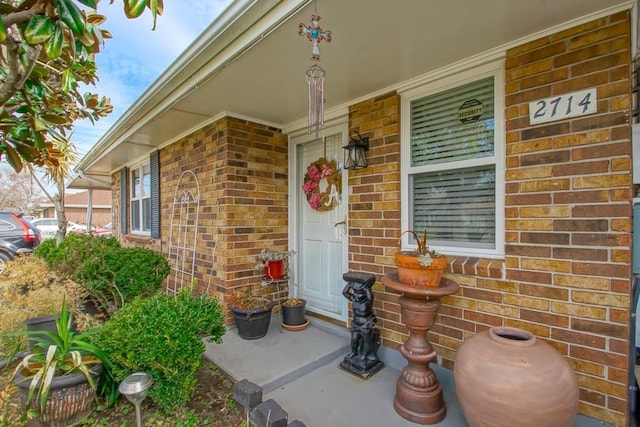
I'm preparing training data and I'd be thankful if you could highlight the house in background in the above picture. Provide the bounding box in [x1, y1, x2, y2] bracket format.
[40, 189, 112, 227]
[72, 1, 640, 425]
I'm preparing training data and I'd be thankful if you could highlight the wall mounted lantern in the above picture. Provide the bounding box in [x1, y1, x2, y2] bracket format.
[343, 131, 369, 170]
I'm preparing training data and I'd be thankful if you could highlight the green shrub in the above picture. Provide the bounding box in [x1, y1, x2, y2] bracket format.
[34, 233, 120, 275]
[93, 288, 226, 412]
[75, 246, 170, 313]
[33, 233, 169, 315]
[32, 238, 58, 264]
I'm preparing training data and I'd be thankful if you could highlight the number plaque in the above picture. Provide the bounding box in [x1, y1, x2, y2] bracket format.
[529, 88, 597, 125]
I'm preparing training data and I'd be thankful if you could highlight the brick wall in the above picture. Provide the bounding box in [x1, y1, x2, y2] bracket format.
[112, 116, 290, 322]
[105, 11, 633, 427]
[503, 12, 632, 426]
[40, 207, 111, 227]
[347, 12, 633, 427]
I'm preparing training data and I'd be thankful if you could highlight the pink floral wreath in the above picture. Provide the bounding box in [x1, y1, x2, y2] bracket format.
[302, 157, 342, 211]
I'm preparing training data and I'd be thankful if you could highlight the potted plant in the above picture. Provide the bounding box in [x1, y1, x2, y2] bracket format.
[5, 298, 114, 426]
[281, 298, 308, 330]
[228, 293, 275, 340]
[255, 249, 296, 280]
[395, 230, 447, 287]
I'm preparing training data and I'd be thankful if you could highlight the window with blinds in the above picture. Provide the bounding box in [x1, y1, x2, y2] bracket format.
[408, 76, 496, 250]
[130, 162, 151, 233]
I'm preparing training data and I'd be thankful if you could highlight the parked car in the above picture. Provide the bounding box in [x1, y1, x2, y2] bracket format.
[31, 218, 85, 239]
[0, 211, 41, 274]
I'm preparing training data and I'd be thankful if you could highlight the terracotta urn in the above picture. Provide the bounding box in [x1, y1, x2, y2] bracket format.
[454, 326, 579, 427]
[394, 251, 447, 287]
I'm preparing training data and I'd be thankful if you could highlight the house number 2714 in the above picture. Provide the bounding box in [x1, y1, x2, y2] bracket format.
[529, 88, 597, 125]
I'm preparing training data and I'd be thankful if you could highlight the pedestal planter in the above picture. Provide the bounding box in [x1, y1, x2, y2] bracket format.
[232, 302, 275, 340]
[454, 326, 579, 427]
[382, 273, 459, 424]
[281, 299, 307, 329]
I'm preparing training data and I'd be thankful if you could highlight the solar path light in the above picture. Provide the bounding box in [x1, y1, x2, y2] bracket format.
[118, 372, 153, 427]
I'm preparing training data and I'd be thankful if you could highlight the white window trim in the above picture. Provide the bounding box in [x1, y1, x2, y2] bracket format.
[400, 61, 505, 259]
[129, 160, 151, 235]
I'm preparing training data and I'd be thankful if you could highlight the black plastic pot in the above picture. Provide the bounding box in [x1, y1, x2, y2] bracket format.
[25, 314, 59, 351]
[232, 303, 274, 340]
[282, 299, 307, 326]
[25, 313, 77, 351]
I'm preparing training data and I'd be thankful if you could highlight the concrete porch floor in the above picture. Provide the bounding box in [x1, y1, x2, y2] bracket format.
[204, 315, 613, 427]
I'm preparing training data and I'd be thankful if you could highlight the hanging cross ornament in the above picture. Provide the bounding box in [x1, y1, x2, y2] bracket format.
[298, 14, 332, 61]
[298, 15, 332, 136]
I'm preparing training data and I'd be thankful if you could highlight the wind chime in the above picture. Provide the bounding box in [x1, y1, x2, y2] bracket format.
[298, 10, 332, 136]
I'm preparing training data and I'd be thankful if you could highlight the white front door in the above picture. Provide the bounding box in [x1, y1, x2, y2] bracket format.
[292, 124, 348, 321]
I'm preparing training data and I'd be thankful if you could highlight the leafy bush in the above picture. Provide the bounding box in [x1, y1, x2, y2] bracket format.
[34, 233, 120, 275]
[92, 288, 226, 412]
[75, 246, 170, 313]
[33, 233, 169, 315]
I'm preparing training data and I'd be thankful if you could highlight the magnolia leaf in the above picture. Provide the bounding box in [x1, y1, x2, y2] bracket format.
[0, 19, 6, 43]
[33, 131, 48, 149]
[4, 144, 23, 173]
[124, 0, 147, 19]
[24, 15, 54, 44]
[31, 64, 50, 80]
[85, 94, 99, 109]
[53, 0, 86, 35]
[76, 0, 98, 8]
[86, 13, 106, 25]
[44, 25, 64, 59]
[41, 114, 69, 125]
[33, 117, 47, 131]
[14, 140, 41, 161]
[101, 29, 113, 39]
[61, 69, 75, 93]
[148, 0, 163, 30]
[77, 27, 95, 46]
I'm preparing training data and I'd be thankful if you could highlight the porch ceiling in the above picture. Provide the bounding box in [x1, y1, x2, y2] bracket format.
[73, 0, 633, 188]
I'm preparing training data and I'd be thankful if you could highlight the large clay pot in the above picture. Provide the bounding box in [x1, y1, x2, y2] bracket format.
[394, 251, 447, 287]
[454, 326, 579, 427]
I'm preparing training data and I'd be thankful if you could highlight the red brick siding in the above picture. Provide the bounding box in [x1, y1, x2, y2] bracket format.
[112, 116, 290, 323]
[502, 13, 632, 426]
[347, 12, 633, 427]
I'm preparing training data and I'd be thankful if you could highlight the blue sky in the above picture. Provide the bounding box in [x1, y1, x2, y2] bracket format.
[73, 0, 232, 157]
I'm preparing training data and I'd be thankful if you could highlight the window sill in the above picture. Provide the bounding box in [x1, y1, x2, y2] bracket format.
[124, 234, 153, 245]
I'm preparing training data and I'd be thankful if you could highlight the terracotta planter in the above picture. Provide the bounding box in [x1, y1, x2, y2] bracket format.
[454, 326, 579, 427]
[394, 251, 447, 287]
[15, 364, 103, 427]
